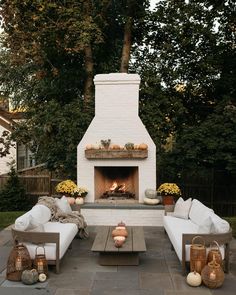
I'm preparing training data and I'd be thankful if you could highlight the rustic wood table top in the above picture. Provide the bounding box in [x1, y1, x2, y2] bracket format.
[91, 226, 146, 253]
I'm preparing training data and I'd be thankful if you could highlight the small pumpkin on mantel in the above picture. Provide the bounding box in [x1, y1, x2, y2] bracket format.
[138, 143, 148, 150]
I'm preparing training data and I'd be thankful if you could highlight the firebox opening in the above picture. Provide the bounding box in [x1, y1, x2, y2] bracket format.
[94, 167, 138, 201]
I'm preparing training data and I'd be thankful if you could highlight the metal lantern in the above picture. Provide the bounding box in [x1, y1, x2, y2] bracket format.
[33, 246, 48, 276]
[6, 242, 32, 281]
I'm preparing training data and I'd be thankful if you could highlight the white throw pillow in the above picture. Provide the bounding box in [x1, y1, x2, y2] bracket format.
[30, 204, 51, 226]
[173, 197, 192, 219]
[55, 196, 72, 214]
[210, 212, 230, 233]
[197, 216, 213, 234]
[189, 199, 214, 226]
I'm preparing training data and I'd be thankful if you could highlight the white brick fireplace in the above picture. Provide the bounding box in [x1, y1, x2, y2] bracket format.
[77, 73, 156, 203]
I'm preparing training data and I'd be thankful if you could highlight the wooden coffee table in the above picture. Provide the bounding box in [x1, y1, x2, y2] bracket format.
[91, 226, 146, 265]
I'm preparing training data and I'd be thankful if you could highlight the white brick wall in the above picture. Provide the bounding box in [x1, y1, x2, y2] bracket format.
[81, 208, 164, 226]
[77, 73, 156, 203]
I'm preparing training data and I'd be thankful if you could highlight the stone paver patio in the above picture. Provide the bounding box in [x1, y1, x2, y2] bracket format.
[0, 226, 235, 295]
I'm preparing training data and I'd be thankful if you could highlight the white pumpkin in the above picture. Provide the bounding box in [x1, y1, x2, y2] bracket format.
[143, 197, 160, 205]
[186, 271, 202, 287]
[38, 273, 47, 282]
[75, 197, 84, 205]
[113, 236, 126, 242]
[85, 144, 93, 150]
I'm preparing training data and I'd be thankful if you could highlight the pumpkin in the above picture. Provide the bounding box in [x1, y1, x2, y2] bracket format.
[114, 239, 124, 248]
[113, 144, 121, 150]
[145, 189, 158, 199]
[38, 273, 47, 282]
[143, 197, 160, 205]
[112, 228, 128, 238]
[113, 236, 126, 242]
[85, 144, 93, 150]
[134, 145, 139, 149]
[67, 197, 75, 205]
[21, 269, 39, 285]
[93, 144, 100, 149]
[117, 221, 126, 227]
[186, 271, 202, 287]
[75, 197, 84, 205]
[138, 143, 148, 150]
[116, 226, 126, 230]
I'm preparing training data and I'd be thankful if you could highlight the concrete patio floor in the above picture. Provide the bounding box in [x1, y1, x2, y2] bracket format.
[0, 226, 236, 295]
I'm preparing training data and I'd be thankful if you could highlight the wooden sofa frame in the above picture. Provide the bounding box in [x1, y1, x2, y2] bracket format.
[12, 227, 61, 273]
[164, 205, 233, 275]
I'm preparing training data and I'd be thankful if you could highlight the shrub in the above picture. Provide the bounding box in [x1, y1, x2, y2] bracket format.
[0, 168, 30, 211]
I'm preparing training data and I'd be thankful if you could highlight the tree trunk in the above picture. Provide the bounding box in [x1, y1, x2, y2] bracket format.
[120, 16, 133, 73]
[83, 44, 94, 103]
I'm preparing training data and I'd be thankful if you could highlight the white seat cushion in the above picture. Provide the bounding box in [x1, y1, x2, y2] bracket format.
[24, 222, 78, 260]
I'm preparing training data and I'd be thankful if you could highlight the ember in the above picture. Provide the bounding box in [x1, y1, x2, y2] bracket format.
[101, 181, 135, 200]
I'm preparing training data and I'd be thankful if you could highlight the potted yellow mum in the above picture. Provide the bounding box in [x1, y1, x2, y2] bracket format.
[157, 183, 181, 205]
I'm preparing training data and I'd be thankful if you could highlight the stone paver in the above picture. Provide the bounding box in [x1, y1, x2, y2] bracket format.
[0, 226, 235, 295]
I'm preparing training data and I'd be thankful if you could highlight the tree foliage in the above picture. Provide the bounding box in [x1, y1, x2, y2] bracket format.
[133, 0, 236, 176]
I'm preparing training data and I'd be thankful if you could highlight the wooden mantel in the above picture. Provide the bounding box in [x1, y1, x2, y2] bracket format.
[85, 149, 148, 159]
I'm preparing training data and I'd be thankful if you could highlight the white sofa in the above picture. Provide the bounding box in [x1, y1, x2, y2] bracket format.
[163, 198, 232, 274]
[12, 199, 78, 273]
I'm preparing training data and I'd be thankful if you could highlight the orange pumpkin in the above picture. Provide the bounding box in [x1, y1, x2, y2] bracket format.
[67, 197, 75, 205]
[112, 228, 128, 238]
[138, 143, 148, 150]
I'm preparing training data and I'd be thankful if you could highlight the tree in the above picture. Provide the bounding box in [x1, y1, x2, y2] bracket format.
[134, 0, 236, 175]
[0, 0, 150, 176]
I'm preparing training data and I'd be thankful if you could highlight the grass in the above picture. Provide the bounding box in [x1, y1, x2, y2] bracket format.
[224, 216, 236, 238]
[0, 211, 25, 230]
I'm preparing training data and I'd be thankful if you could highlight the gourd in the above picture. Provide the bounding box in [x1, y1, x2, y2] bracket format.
[114, 239, 124, 248]
[143, 197, 160, 205]
[138, 143, 148, 150]
[145, 189, 158, 199]
[38, 273, 47, 282]
[67, 197, 75, 205]
[113, 236, 126, 242]
[21, 269, 39, 285]
[85, 144, 93, 150]
[112, 228, 128, 238]
[125, 142, 134, 150]
[186, 271, 202, 287]
[75, 197, 84, 205]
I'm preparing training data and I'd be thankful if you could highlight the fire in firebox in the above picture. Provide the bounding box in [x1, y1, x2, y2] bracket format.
[101, 181, 135, 200]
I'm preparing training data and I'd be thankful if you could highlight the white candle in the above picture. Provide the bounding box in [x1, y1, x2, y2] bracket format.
[37, 261, 44, 273]
[15, 257, 22, 271]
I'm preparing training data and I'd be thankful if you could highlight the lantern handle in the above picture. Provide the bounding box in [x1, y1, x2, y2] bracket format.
[35, 245, 46, 256]
[192, 235, 205, 247]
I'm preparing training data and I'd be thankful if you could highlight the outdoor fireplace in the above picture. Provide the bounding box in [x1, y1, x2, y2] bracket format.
[94, 167, 138, 201]
[77, 73, 156, 203]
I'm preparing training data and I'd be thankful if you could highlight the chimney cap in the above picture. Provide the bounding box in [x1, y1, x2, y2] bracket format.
[94, 73, 140, 84]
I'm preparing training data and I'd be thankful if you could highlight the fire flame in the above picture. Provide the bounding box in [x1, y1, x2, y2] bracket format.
[109, 182, 126, 192]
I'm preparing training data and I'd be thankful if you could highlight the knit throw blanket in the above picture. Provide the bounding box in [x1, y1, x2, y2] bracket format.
[37, 196, 89, 239]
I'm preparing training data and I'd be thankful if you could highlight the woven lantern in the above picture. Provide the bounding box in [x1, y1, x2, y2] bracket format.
[6, 243, 32, 281]
[33, 246, 48, 277]
[190, 236, 206, 274]
[207, 240, 223, 267]
[201, 256, 225, 288]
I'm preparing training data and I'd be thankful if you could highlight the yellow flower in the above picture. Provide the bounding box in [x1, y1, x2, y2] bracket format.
[157, 183, 181, 197]
[55, 180, 77, 194]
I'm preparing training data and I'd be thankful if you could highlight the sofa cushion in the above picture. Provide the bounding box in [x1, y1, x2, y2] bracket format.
[197, 216, 213, 234]
[55, 196, 72, 214]
[163, 215, 225, 261]
[173, 197, 192, 219]
[189, 199, 213, 226]
[24, 222, 78, 260]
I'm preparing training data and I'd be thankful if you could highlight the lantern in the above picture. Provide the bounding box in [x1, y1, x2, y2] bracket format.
[33, 246, 48, 277]
[201, 256, 225, 288]
[6, 242, 31, 281]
